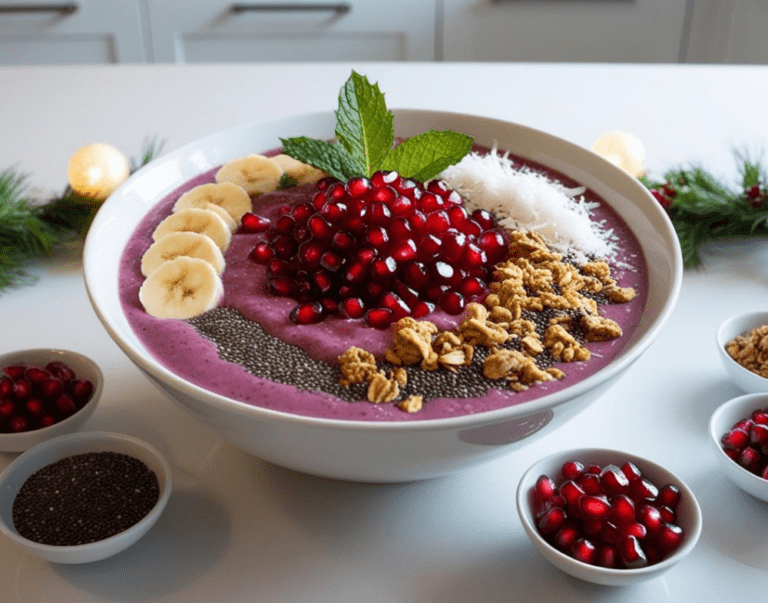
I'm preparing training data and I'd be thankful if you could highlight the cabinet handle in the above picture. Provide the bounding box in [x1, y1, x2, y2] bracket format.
[0, 3, 77, 14]
[230, 3, 350, 16]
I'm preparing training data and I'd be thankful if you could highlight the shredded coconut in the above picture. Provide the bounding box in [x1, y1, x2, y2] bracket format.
[440, 144, 617, 264]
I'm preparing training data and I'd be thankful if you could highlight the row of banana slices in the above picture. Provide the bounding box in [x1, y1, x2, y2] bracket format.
[138, 153, 325, 319]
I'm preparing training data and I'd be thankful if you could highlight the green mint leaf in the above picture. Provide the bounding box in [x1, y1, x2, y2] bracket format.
[381, 130, 473, 182]
[277, 174, 298, 190]
[280, 136, 362, 181]
[334, 71, 394, 176]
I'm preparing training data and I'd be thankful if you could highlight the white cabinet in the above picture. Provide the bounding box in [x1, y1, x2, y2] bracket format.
[441, 0, 690, 63]
[0, 0, 147, 64]
[145, 0, 438, 63]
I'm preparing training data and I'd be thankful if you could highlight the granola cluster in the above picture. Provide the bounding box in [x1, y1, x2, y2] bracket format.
[337, 230, 636, 411]
[726, 324, 768, 379]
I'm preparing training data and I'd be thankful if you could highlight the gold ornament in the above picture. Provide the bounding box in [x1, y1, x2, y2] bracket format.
[67, 143, 130, 201]
[590, 131, 646, 178]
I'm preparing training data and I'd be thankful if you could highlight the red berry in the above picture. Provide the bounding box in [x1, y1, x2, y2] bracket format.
[2, 364, 27, 381]
[619, 535, 648, 569]
[656, 484, 681, 509]
[571, 538, 597, 565]
[561, 460, 585, 481]
[240, 212, 270, 233]
[340, 297, 366, 319]
[289, 301, 325, 325]
[537, 506, 567, 535]
[250, 242, 275, 264]
[364, 307, 393, 330]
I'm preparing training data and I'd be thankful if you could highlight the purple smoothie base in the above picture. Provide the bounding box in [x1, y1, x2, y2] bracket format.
[119, 159, 648, 422]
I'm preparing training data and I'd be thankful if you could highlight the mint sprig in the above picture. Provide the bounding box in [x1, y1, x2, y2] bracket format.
[280, 71, 473, 182]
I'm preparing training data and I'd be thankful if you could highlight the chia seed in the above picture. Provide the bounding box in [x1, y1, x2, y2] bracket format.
[12, 452, 160, 546]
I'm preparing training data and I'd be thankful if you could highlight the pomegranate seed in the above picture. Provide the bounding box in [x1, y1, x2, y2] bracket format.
[24, 367, 49, 384]
[340, 297, 366, 319]
[40, 415, 57, 428]
[13, 379, 32, 400]
[312, 191, 328, 210]
[586, 464, 602, 475]
[417, 234, 442, 262]
[312, 270, 334, 294]
[472, 208, 495, 230]
[461, 242, 487, 269]
[393, 280, 419, 308]
[580, 495, 611, 521]
[267, 259, 293, 277]
[367, 202, 392, 226]
[535, 474, 558, 505]
[272, 235, 297, 259]
[9, 415, 29, 433]
[620, 461, 643, 482]
[656, 484, 681, 509]
[439, 291, 465, 315]
[447, 204, 469, 229]
[3, 364, 27, 381]
[250, 242, 275, 264]
[320, 250, 344, 272]
[389, 195, 414, 217]
[554, 525, 580, 551]
[739, 446, 762, 473]
[622, 521, 647, 540]
[364, 307, 393, 329]
[319, 297, 339, 314]
[425, 210, 451, 235]
[346, 176, 371, 198]
[571, 538, 597, 565]
[609, 494, 635, 525]
[294, 226, 313, 244]
[722, 428, 749, 450]
[657, 505, 676, 524]
[331, 230, 356, 252]
[653, 523, 684, 556]
[308, 214, 334, 240]
[320, 201, 346, 224]
[457, 276, 487, 299]
[401, 261, 430, 290]
[343, 259, 369, 285]
[597, 544, 620, 568]
[370, 170, 401, 189]
[628, 477, 659, 503]
[477, 231, 508, 264]
[369, 257, 397, 281]
[298, 240, 325, 268]
[70, 380, 94, 405]
[537, 506, 567, 535]
[600, 464, 630, 495]
[637, 504, 663, 535]
[408, 209, 427, 233]
[752, 410, 768, 425]
[25, 398, 44, 418]
[417, 192, 444, 213]
[316, 176, 338, 191]
[598, 521, 621, 545]
[426, 179, 451, 197]
[267, 276, 298, 297]
[392, 239, 417, 262]
[275, 214, 296, 235]
[439, 230, 467, 263]
[291, 202, 314, 224]
[364, 225, 389, 250]
[0, 376, 12, 396]
[327, 181, 347, 200]
[0, 400, 14, 418]
[411, 300, 435, 318]
[562, 460, 585, 481]
[371, 186, 398, 207]
[619, 535, 648, 569]
[750, 423, 768, 447]
[577, 472, 603, 495]
[54, 394, 77, 417]
[290, 301, 324, 325]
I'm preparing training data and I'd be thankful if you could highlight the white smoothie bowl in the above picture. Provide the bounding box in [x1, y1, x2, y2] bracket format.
[83, 109, 682, 482]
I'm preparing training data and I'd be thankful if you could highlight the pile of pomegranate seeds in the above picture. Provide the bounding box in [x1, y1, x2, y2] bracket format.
[242, 171, 509, 328]
[0, 361, 94, 433]
[720, 405, 768, 478]
[532, 460, 685, 569]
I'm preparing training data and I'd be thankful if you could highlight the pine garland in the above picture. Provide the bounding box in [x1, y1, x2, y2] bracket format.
[0, 139, 161, 293]
[641, 151, 768, 268]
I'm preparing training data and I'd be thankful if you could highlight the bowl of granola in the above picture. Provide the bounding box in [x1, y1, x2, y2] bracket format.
[717, 311, 768, 394]
[84, 75, 682, 482]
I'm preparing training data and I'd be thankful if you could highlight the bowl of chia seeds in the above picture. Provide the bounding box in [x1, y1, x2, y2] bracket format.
[83, 108, 683, 482]
[0, 431, 171, 564]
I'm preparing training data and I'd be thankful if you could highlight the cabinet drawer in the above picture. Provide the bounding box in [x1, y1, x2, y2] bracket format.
[0, 0, 146, 64]
[146, 0, 437, 63]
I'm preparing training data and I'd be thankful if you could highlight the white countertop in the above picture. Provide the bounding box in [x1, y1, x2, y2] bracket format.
[2, 62, 768, 602]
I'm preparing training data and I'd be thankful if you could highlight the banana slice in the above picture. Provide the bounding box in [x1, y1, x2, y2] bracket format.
[141, 231, 226, 277]
[215, 154, 283, 196]
[202, 202, 237, 232]
[270, 154, 326, 185]
[174, 181, 252, 224]
[139, 256, 224, 319]
[152, 207, 232, 252]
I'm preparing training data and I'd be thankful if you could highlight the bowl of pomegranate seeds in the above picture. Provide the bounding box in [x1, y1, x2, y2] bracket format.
[516, 448, 702, 586]
[710, 392, 768, 502]
[0, 349, 102, 452]
[716, 310, 768, 395]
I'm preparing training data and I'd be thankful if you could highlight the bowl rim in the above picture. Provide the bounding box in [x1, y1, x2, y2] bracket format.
[0, 430, 172, 562]
[0, 348, 103, 444]
[83, 108, 683, 430]
[516, 447, 703, 581]
[709, 392, 768, 491]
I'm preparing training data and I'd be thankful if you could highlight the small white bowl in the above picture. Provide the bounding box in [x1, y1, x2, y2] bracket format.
[0, 348, 103, 452]
[716, 311, 768, 394]
[516, 448, 702, 586]
[709, 392, 768, 503]
[0, 431, 172, 564]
